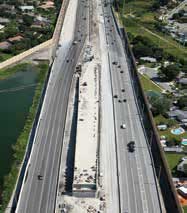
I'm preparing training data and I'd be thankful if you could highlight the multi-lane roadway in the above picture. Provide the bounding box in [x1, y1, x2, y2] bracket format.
[14, 0, 165, 212]
[15, 0, 90, 212]
[102, 1, 164, 212]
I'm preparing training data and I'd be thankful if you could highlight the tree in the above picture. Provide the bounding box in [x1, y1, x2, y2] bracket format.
[132, 35, 153, 47]
[154, 47, 164, 60]
[159, 64, 180, 81]
[149, 95, 170, 115]
[23, 15, 34, 26]
[151, 1, 160, 11]
[4, 22, 19, 38]
[177, 96, 187, 109]
[132, 43, 153, 58]
[172, 13, 180, 20]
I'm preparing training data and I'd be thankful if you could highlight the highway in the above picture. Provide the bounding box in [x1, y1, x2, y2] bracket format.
[101, 1, 163, 213]
[15, 0, 90, 212]
[14, 0, 165, 212]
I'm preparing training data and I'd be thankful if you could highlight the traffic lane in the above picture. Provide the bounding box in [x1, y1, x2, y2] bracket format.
[109, 51, 144, 213]
[16, 61, 61, 213]
[116, 30, 159, 211]
[27, 34, 87, 212]
[26, 2, 89, 211]
[40, 64, 73, 213]
[18, 42, 83, 211]
[105, 17, 142, 211]
[104, 2, 161, 212]
[108, 52, 132, 212]
[18, 55, 73, 213]
[98, 1, 121, 211]
[113, 22, 160, 212]
[106, 5, 159, 212]
[17, 20, 88, 213]
[112, 31, 154, 212]
[16, 0, 89, 211]
[122, 78, 159, 212]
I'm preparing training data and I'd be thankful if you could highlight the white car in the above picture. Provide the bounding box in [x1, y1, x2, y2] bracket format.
[121, 124, 126, 129]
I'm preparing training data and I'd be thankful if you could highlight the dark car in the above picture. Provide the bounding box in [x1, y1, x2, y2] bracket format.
[112, 61, 118, 65]
[127, 141, 135, 152]
[118, 99, 122, 103]
[121, 89, 125, 92]
[38, 175, 43, 180]
[113, 95, 118, 98]
[123, 99, 127, 102]
[120, 70, 124, 73]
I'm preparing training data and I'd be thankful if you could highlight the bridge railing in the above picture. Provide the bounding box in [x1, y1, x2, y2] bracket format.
[111, 6, 182, 213]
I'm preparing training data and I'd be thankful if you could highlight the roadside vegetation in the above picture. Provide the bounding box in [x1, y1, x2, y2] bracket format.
[139, 74, 163, 93]
[0, 62, 49, 212]
[0, 0, 62, 62]
[119, 0, 187, 62]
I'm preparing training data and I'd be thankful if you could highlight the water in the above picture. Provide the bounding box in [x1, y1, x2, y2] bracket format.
[171, 127, 185, 135]
[0, 68, 37, 184]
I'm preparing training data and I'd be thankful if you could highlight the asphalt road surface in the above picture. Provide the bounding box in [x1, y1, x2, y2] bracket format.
[15, 0, 90, 212]
[15, 0, 164, 212]
[102, 1, 163, 213]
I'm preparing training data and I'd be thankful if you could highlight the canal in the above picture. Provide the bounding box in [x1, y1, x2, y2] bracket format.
[0, 65, 37, 186]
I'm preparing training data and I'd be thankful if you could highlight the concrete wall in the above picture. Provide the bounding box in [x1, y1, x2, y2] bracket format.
[0, 39, 53, 70]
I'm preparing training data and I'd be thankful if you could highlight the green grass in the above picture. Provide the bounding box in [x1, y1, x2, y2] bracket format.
[183, 206, 187, 213]
[154, 114, 187, 144]
[165, 153, 184, 175]
[0, 62, 49, 212]
[0, 53, 13, 63]
[154, 114, 170, 125]
[139, 73, 163, 93]
[158, 126, 187, 143]
[0, 63, 30, 80]
[120, 0, 187, 61]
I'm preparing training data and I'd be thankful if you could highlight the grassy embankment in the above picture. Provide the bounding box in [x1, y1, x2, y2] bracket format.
[120, 0, 187, 61]
[0, 62, 49, 212]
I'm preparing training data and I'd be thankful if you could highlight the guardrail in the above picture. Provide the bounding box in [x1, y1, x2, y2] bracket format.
[111, 5, 182, 213]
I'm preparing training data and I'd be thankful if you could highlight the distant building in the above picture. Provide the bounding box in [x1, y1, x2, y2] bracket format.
[179, 78, 187, 85]
[39, 1, 55, 9]
[0, 41, 12, 50]
[157, 124, 167, 130]
[0, 17, 10, 24]
[140, 57, 157, 63]
[35, 16, 50, 23]
[19, 5, 34, 12]
[164, 146, 183, 153]
[178, 185, 187, 198]
[167, 110, 187, 123]
[0, 4, 15, 11]
[0, 24, 4, 31]
[8, 35, 24, 43]
[177, 159, 187, 173]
